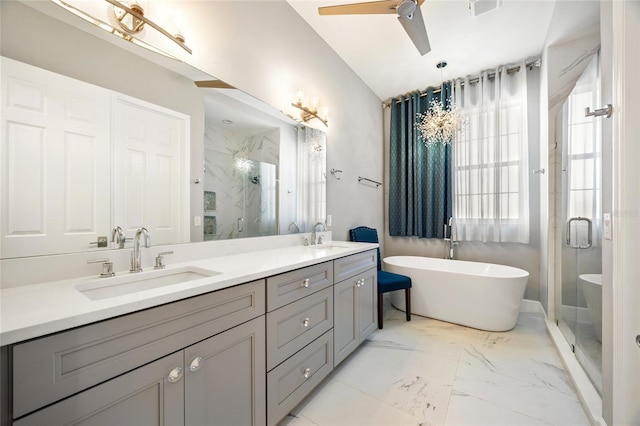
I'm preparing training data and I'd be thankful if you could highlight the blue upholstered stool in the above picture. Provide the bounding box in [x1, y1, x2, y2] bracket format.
[349, 226, 412, 329]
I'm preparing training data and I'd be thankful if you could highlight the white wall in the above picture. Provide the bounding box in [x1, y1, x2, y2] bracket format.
[601, 2, 640, 424]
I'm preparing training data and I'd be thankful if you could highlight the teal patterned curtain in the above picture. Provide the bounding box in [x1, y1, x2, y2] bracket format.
[389, 83, 453, 238]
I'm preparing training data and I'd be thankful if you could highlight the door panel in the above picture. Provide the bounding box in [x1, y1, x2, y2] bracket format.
[184, 316, 266, 426]
[113, 94, 189, 246]
[1, 57, 110, 257]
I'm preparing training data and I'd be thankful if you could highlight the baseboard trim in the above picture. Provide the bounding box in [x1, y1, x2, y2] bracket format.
[520, 299, 545, 316]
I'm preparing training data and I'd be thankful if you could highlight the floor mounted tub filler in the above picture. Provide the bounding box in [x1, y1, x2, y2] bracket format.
[384, 256, 529, 332]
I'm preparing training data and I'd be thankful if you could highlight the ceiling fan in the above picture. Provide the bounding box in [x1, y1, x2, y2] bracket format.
[318, 0, 431, 55]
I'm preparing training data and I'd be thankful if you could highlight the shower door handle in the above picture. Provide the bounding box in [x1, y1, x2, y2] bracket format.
[566, 217, 592, 249]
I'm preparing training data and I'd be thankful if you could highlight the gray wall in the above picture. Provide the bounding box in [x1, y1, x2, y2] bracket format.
[182, 1, 385, 241]
[1, 0, 384, 246]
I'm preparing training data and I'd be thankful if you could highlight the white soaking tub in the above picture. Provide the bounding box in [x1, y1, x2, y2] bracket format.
[384, 256, 529, 332]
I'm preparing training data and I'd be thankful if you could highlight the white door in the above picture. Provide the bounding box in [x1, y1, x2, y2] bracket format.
[112, 95, 189, 246]
[0, 57, 111, 258]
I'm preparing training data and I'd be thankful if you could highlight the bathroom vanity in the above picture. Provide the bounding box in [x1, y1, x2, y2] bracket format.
[0, 243, 378, 426]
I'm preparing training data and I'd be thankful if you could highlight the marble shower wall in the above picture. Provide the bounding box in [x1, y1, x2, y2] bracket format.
[204, 124, 279, 240]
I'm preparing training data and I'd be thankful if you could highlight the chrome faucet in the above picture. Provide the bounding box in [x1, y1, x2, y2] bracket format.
[111, 226, 126, 249]
[310, 222, 326, 245]
[130, 227, 151, 273]
[443, 217, 458, 259]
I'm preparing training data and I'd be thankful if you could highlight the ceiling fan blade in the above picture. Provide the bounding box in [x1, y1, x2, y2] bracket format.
[397, 3, 431, 55]
[319, 0, 399, 15]
[194, 80, 236, 89]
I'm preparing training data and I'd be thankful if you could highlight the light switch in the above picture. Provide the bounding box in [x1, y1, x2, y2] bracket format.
[326, 215, 332, 227]
[603, 213, 612, 240]
[194, 216, 201, 226]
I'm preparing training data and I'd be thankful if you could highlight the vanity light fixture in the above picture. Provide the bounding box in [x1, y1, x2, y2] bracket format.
[106, 0, 192, 54]
[48, 0, 192, 59]
[291, 88, 329, 127]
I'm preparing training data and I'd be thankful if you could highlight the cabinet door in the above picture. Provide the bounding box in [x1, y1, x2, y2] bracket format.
[184, 316, 266, 426]
[357, 268, 377, 342]
[14, 351, 185, 426]
[334, 277, 358, 367]
[334, 268, 378, 367]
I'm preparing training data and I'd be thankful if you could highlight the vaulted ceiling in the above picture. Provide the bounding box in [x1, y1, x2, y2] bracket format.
[287, 0, 564, 100]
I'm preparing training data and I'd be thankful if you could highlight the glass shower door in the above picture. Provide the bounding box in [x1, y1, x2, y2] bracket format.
[559, 53, 602, 394]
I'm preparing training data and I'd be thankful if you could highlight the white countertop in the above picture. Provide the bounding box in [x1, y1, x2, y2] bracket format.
[0, 242, 377, 346]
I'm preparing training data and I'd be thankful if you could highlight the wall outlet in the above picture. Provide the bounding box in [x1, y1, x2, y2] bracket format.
[603, 213, 612, 240]
[326, 215, 332, 227]
[194, 216, 201, 226]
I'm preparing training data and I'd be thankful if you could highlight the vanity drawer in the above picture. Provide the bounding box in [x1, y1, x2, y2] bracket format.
[12, 280, 265, 419]
[334, 249, 377, 283]
[267, 330, 333, 426]
[266, 287, 333, 371]
[266, 261, 333, 311]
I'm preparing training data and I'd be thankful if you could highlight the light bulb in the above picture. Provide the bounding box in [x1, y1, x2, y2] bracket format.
[295, 87, 304, 105]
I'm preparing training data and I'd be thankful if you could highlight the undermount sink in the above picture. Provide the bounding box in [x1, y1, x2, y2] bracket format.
[76, 266, 221, 300]
[307, 244, 351, 250]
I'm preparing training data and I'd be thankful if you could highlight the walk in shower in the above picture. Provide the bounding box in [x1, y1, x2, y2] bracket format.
[554, 52, 602, 394]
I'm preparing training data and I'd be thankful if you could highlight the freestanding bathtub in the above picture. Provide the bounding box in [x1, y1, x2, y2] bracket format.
[578, 274, 602, 342]
[384, 256, 529, 332]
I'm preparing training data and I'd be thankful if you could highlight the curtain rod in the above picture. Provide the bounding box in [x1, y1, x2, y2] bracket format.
[382, 57, 541, 108]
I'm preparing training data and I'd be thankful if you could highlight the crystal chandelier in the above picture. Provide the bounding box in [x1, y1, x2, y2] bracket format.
[415, 98, 465, 146]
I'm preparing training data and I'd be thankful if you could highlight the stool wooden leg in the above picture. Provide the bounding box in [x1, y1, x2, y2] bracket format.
[378, 293, 384, 329]
[405, 288, 411, 322]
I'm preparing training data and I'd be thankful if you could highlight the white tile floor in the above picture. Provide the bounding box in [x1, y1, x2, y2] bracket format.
[280, 306, 590, 426]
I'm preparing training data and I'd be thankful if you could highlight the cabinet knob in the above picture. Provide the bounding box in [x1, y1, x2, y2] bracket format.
[355, 278, 363, 288]
[302, 317, 310, 328]
[189, 356, 203, 372]
[167, 366, 184, 383]
[303, 367, 311, 379]
[302, 278, 310, 288]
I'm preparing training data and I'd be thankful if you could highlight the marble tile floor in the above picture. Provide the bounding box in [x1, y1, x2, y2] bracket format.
[280, 307, 590, 426]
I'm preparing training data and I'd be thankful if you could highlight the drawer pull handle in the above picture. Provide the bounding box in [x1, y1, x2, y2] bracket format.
[302, 317, 310, 328]
[302, 278, 310, 288]
[189, 356, 203, 372]
[303, 367, 311, 379]
[167, 367, 184, 383]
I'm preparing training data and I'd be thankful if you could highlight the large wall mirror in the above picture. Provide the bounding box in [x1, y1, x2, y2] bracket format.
[0, 0, 326, 259]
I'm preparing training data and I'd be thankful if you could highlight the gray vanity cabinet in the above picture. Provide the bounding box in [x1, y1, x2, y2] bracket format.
[15, 317, 266, 426]
[333, 251, 377, 367]
[9, 280, 266, 425]
[265, 262, 335, 426]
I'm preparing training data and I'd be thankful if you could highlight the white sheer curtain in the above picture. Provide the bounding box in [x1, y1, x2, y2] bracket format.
[452, 61, 530, 243]
[296, 127, 326, 232]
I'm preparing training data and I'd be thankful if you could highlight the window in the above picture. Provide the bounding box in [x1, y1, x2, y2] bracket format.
[453, 64, 530, 243]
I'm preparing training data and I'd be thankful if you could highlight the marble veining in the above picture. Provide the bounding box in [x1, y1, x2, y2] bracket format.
[281, 306, 589, 426]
